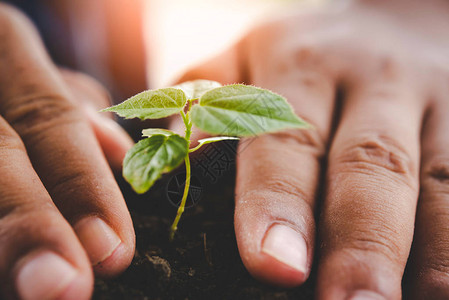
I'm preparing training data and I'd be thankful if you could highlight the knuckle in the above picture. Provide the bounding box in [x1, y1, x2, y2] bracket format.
[0, 118, 26, 154]
[237, 173, 314, 218]
[344, 49, 406, 84]
[294, 46, 323, 69]
[246, 21, 328, 70]
[425, 258, 449, 276]
[4, 92, 81, 137]
[48, 168, 91, 202]
[373, 54, 403, 81]
[297, 70, 330, 90]
[264, 174, 309, 202]
[274, 45, 326, 75]
[422, 158, 449, 194]
[332, 135, 415, 184]
[359, 82, 403, 103]
[341, 229, 404, 267]
[273, 128, 327, 159]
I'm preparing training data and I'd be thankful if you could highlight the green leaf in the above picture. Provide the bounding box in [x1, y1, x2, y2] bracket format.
[123, 134, 188, 194]
[102, 88, 186, 120]
[142, 128, 175, 137]
[172, 79, 222, 100]
[189, 136, 240, 153]
[190, 84, 309, 136]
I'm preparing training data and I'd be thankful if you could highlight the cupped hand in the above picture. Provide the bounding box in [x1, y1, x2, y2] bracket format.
[0, 4, 135, 300]
[175, 0, 449, 298]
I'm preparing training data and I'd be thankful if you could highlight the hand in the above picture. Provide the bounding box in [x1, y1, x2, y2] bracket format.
[176, 0, 449, 298]
[0, 4, 135, 300]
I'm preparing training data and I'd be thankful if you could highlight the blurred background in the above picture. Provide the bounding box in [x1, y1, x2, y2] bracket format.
[3, 0, 325, 102]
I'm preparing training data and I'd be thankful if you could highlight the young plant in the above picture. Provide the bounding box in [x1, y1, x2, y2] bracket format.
[103, 80, 310, 240]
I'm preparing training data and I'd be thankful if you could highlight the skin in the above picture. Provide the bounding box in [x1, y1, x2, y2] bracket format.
[175, 0, 449, 298]
[0, 4, 135, 300]
[1, 0, 449, 299]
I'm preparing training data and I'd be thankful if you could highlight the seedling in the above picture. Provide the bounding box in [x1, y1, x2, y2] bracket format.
[103, 80, 310, 240]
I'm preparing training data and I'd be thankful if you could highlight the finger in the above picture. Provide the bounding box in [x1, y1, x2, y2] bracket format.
[406, 97, 449, 299]
[84, 105, 134, 172]
[0, 5, 134, 276]
[60, 69, 134, 171]
[0, 116, 93, 300]
[317, 73, 424, 299]
[59, 68, 112, 109]
[234, 45, 337, 286]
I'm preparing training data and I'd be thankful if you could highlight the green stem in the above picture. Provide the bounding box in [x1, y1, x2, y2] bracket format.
[181, 111, 191, 140]
[188, 143, 203, 153]
[169, 154, 191, 240]
[169, 101, 193, 240]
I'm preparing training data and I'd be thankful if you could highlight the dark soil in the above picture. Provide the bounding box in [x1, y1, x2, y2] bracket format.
[93, 141, 315, 300]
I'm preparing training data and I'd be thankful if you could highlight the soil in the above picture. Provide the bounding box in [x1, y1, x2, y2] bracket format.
[93, 141, 316, 300]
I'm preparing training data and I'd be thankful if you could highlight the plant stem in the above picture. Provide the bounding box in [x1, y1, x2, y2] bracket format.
[169, 154, 191, 240]
[188, 143, 203, 153]
[180, 102, 192, 144]
[169, 102, 193, 240]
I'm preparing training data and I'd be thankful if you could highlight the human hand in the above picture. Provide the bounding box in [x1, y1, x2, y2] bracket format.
[0, 4, 135, 300]
[175, 0, 449, 298]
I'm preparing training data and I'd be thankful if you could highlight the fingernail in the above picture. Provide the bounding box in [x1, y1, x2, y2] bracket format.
[16, 252, 78, 300]
[74, 217, 121, 265]
[261, 224, 307, 274]
[347, 290, 385, 300]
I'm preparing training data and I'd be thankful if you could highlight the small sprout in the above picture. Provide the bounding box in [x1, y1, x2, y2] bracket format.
[103, 80, 310, 240]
